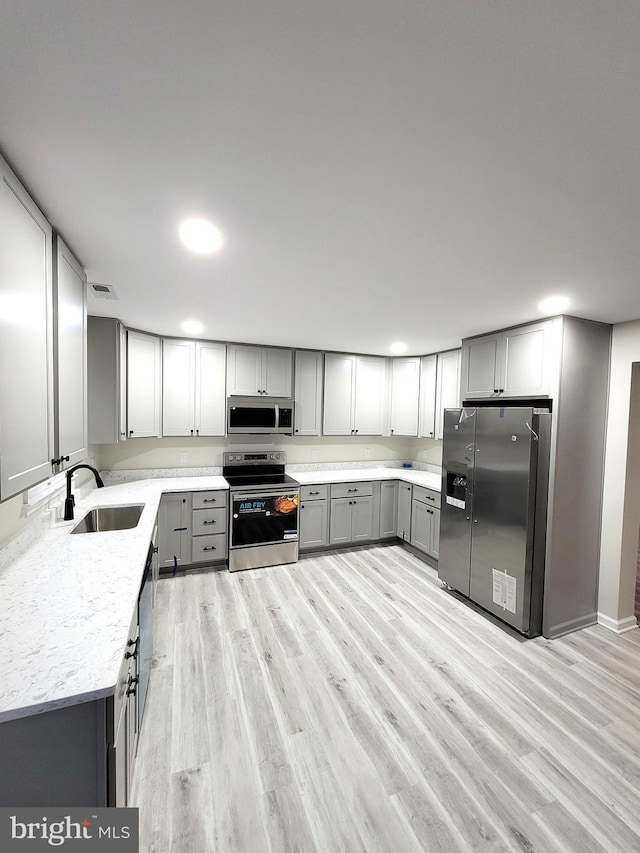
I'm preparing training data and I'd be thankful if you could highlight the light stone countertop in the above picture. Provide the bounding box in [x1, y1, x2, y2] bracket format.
[0, 468, 439, 724]
[0, 476, 227, 724]
[292, 467, 442, 491]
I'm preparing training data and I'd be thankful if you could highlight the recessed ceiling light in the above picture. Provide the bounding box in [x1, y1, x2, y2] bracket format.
[181, 319, 204, 335]
[538, 295, 570, 314]
[179, 218, 223, 254]
[390, 341, 408, 355]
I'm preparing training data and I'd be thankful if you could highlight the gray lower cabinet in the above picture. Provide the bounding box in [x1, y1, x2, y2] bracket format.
[379, 480, 398, 539]
[191, 490, 228, 564]
[330, 482, 374, 545]
[397, 482, 413, 541]
[157, 492, 192, 570]
[410, 485, 441, 559]
[299, 485, 330, 550]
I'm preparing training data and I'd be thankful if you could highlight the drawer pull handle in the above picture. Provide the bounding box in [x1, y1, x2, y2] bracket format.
[309, 491, 320, 495]
[347, 488, 358, 492]
[203, 520, 216, 525]
[202, 498, 217, 503]
[203, 546, 217, 552]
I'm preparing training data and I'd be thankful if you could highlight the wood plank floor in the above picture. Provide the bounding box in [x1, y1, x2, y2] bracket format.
[131, 544, 640, 852]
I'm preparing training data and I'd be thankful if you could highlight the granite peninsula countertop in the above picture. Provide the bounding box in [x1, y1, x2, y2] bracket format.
[0, 467, 439, 724]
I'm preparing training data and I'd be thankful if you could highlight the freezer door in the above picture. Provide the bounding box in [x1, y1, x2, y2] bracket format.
[438, 408, 476, 596]
[469, 407, 538, 633]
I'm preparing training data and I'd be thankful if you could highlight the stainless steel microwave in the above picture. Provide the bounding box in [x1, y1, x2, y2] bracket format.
[226, 397, 295, 435]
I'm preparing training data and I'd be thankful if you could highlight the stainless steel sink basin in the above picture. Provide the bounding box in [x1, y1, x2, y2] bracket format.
[70, 504, 145, 534]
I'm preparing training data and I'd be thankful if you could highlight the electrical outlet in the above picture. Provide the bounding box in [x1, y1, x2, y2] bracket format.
[311, 449, 318, 460]
[365, 447, 371, 459]
[180, 452, 188, 464]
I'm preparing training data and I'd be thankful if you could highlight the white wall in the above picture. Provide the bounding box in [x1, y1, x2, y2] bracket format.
[598, 320, 640, 630]
[91, 434, 414, 471]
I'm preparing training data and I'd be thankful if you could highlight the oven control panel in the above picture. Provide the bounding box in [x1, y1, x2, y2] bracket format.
[224, 451, 285, 465]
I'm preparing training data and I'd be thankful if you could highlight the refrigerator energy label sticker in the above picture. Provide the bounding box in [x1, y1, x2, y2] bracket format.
[492, 568, 517, 613]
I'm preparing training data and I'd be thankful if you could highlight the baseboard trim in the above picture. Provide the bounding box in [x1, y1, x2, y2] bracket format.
[597, 612, 639, 634]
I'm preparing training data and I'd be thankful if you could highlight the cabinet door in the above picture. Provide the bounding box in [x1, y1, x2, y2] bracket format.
[351, 496, 373, 542]
[195, 341, 226, 435]
[418, 354, 437, 438]
[157, 493, 191, 569]
[299, 499, 329, 550]
[294, 350, 323, 435]
[379, 481, 398, 538]
[461, 334, 502, 399]
[435, 349, 461, 440]
[431, 508, 440, 560]
[390, 358, 420, 436]
[55, 236, 87, 468]
[329, 497, 352, 544]
[354, 356, 385, 435]
[0, 160, 54, 499]
[502, 322, 550, 397]
[119, 323, 128, 441]
[411, 499, 433, 554]
[397, 483, 412, 540]
[162, 339, 195, 436]
[227, 345, 263, 395]
[127, 331, 161, 438]
[263, 347, 292, 397]
[323, 354, 355, 435]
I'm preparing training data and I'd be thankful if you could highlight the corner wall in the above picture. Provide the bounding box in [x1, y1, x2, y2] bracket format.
[598, 320, 640, 631]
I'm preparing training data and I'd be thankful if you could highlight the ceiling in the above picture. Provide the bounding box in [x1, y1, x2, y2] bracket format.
[1, 1, 639, 356]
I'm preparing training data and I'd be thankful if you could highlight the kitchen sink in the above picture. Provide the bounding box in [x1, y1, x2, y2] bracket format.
[70, 504, 145, 534]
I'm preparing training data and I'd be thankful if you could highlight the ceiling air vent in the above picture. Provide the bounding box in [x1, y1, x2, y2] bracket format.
[89, 282, 118, 300]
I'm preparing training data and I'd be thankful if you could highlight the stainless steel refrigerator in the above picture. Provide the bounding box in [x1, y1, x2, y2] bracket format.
[439, 406, 551, 637]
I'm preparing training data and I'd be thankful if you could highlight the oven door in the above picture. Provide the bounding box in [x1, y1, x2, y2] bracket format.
[230, 490, 299, 549]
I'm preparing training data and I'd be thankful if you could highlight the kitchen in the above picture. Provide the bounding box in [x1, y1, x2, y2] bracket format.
[2, 2, 640, 850]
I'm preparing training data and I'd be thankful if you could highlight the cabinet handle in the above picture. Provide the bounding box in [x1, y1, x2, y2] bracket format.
[129, 430, 134, 435]
[126, 676, 138, 696]
[202, 498, 217, 503]
[203, 519, 216, 525]
[202, 546, 217, 552]
[309, 491, 319, 495]
[427, 496, 435, 501]
[190, 429, 194, 435]
[173, 526, 188, 532]
[347, 488, 358, 492]
[499, 388, 504, 393]
[196, 429, 199, 436]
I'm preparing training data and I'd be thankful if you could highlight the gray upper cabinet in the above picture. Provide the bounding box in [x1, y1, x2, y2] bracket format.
[162, 339, 226, 437]
[323, 354, 385, 436]
[461, 320, 555, 399]
[54, 236, 87, 469]
[227, 344, 292, 397]
[127, 331, 161, 438]
[434, 349, 461, 439]
[294, 350, 323, 435]
[88, 316, 127, 444]
[389, 357, 420, 436]
[418, 354, 437, 438]
[0, 155, 54, 499]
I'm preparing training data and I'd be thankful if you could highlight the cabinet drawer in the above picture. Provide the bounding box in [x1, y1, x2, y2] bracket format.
[192, 490, 227, 510]
[191, 533, 227, 563]
[412, 485, 441, 508]
[192, 506, 227, 535]
[300, 484, 329, 501]
[331, 481, 373, 499]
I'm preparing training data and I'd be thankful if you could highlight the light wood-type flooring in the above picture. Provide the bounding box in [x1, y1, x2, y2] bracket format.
[131, 544, 640, 852]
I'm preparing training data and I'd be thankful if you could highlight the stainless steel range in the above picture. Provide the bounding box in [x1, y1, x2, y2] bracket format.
[223, 451, 299, 572]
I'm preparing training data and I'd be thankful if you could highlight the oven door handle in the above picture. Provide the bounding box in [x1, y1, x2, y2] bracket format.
[231, 491, 298, 503]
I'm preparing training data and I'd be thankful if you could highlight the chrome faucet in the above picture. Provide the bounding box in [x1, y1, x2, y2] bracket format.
[63, 464, 105, 521]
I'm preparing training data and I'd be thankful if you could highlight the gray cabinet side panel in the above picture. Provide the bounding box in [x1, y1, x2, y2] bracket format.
[87, 316, 119, 443]
[543, 318, 611, 637]
[0, 700, 107, 807]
